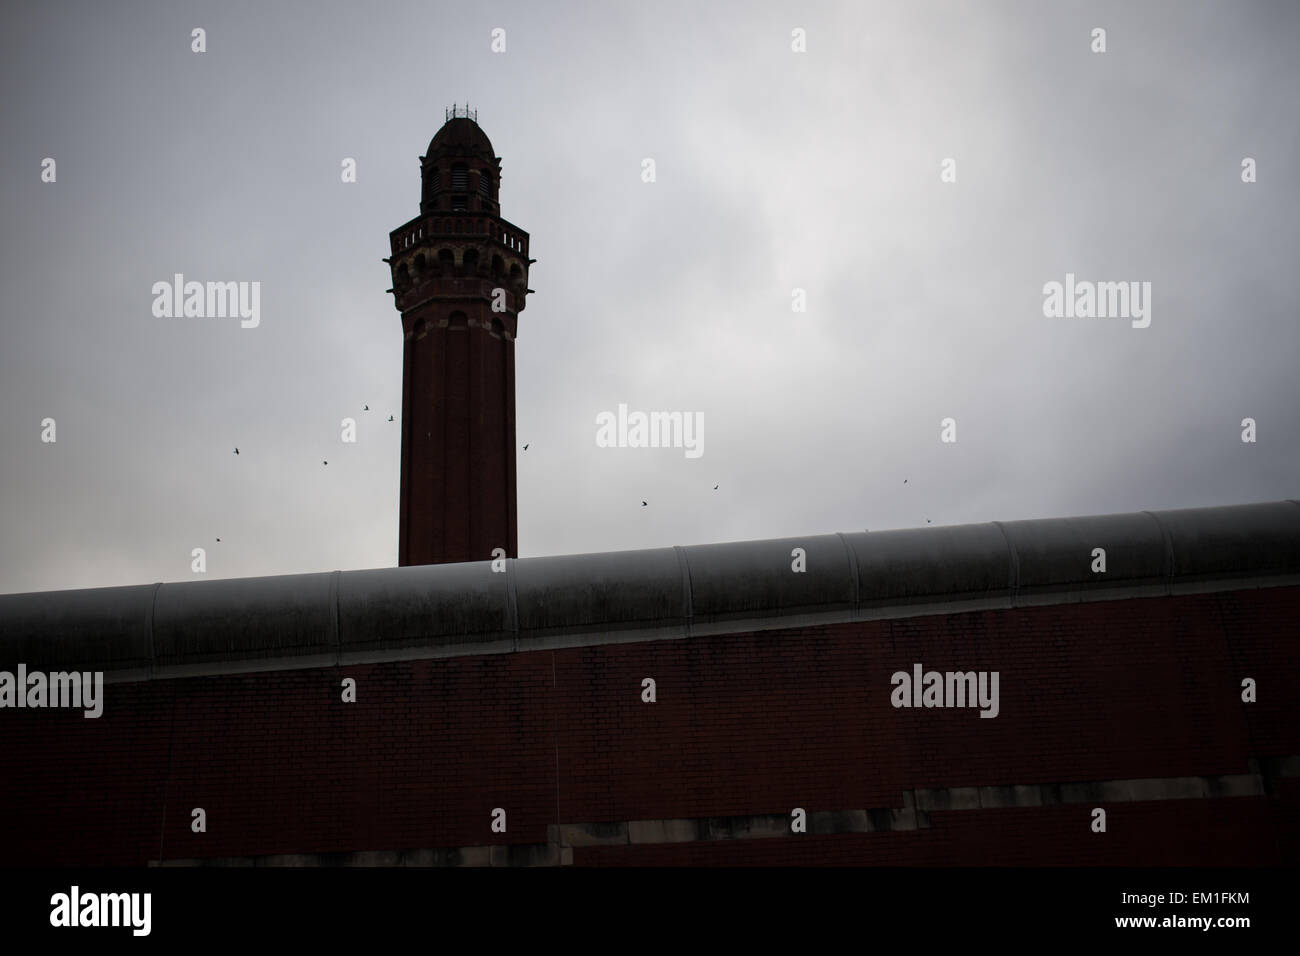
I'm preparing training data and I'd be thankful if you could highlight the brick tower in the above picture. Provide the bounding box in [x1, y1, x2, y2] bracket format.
[387, 107, 532, 566]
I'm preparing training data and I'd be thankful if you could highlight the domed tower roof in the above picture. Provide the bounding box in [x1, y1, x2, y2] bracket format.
[419, 106, 503, 216]
[425, 106, 495, 161]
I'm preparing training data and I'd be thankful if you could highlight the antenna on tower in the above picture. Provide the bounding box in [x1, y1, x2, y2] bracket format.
[446, 103, 477, 122]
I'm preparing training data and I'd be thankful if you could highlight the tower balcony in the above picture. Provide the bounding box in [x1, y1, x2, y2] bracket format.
[390, 213, 529, 258]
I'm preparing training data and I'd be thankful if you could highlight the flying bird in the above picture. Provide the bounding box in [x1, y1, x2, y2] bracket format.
[363, 405, 369, 411]
[323, 460, 328, 466]
[713, 484, 718, 490]
[234, 448, 239, 455]
[388, 415, 394, 422]
[641, 501, 647, 507]
[926, 519, 932, 524]
[903, 479, 907, 484]
[523, 443, 529, 450]
[216, 538, 221, 542]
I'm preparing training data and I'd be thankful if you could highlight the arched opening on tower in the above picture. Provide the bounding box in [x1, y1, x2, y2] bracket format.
[450, 163, 469, 211]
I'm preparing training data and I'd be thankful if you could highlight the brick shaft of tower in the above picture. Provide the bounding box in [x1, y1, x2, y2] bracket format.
[386, 108, 532, 566]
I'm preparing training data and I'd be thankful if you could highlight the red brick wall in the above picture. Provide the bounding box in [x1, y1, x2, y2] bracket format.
[399, 310, 517, 566]
[2, 586, 1295, 866]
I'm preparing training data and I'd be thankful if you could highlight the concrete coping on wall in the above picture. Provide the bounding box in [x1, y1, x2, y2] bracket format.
[2, 500, 1298, 682]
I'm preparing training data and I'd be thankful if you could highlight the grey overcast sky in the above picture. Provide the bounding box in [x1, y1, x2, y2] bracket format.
[1, 0, 1297, 594]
